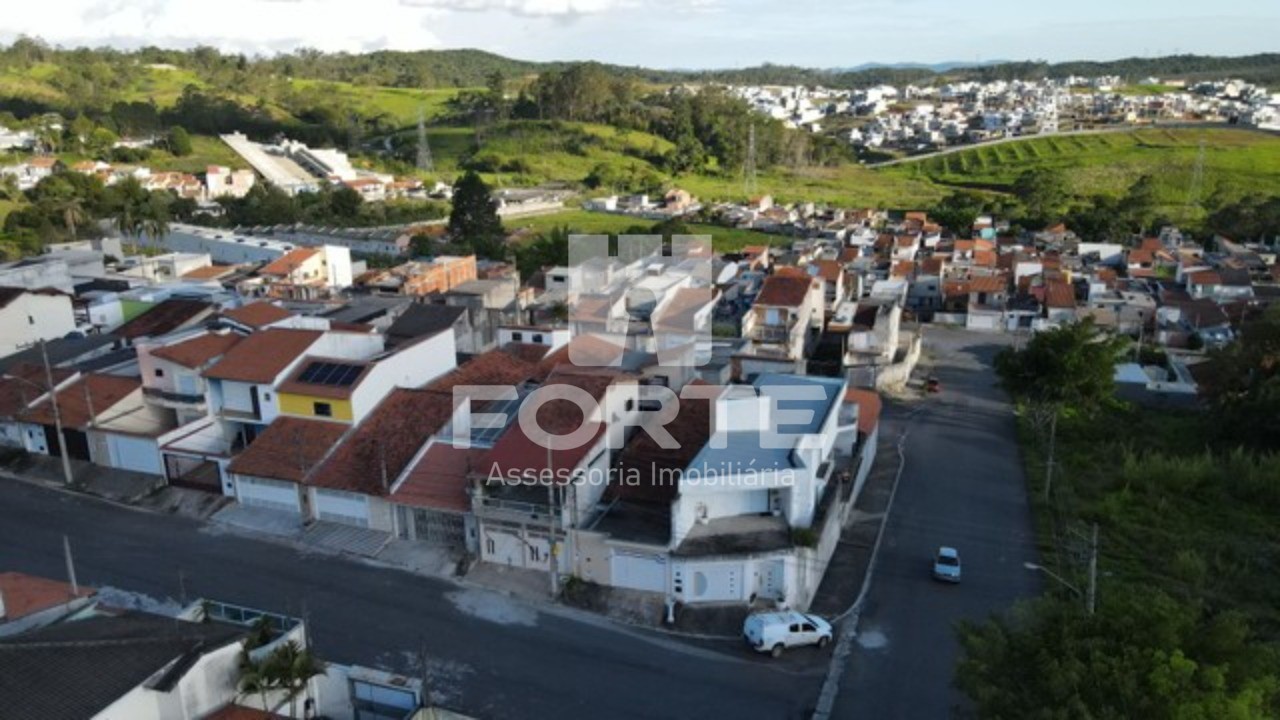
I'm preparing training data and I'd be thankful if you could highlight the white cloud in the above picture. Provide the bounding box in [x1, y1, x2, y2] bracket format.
[3, 0, 448, 54]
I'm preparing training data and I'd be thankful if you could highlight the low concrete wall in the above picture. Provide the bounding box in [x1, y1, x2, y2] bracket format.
[873, 332, 923, 391]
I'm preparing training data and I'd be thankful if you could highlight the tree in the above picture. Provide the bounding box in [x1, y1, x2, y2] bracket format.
[263, 640, 325, 719]
[107, 176, 149, 240]
[167, 125, 193, 156]
[957, 589, 1280, 719]
[141, 192, 172, 240]
[1198, 304, 1280, 450]
[1012, 169, 1069, 228]
[514, 224, 570, 280]
[447, 170, 505, 259]
[996, 317, 1127, 415]
[56, 196, 87, 238]
[995, 318, 1127, 498]
[929, 191, 985, 236]
[328, 185, 363, 219]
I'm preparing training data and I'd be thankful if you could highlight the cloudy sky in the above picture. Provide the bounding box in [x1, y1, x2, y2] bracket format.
[4, 0, 1277, 69]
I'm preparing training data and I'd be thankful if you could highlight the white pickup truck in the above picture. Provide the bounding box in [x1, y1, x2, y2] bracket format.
[743, 611, 833, 658]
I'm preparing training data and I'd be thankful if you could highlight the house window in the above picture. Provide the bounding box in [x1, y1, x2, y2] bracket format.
[314, 402, 332, 417]
[154, 368, 165, 378]
[625, 398, 635, 412]
[486, 538, 495, 555]
[529, 545, 542, 562]
[27, 315, 34, 325]
[532, 334, 544, 344]
[511, 331, 523, 341]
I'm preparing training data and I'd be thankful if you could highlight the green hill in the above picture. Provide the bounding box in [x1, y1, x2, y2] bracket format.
[880, 127, 1280, 221]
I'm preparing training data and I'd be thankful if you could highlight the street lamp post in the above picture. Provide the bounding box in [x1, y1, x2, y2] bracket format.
[10, 341, 75, 486]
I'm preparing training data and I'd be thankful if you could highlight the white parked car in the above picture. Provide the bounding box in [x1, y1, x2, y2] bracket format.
[933, 546, 962, 583]
[743, 610, 833, 658]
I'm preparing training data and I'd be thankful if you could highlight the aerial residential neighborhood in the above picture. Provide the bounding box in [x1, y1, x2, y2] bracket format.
[0, 4, 1278, 720]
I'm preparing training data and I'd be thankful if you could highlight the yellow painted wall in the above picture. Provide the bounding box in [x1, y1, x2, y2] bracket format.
[278, 393, 353, 422]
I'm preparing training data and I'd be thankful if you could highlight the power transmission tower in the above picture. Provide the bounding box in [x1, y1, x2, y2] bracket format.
[416, 107, 434, 173]
[743, 123, 758, 197]
[1185, 140, 1205, 213]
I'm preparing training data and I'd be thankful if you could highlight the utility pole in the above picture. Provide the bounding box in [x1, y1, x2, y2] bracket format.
[545, 440, 559, 598]
[416, 107, 434, 173]
[40, 340, 74, 486]
[1043, 408, 1058, 502]
[1086, 522, 1099, 615]
[63, 535, 78, 596]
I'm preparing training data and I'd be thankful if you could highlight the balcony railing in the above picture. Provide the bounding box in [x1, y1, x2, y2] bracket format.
[474, 496, 560, 528]
[748, 324, 793, 343]
[143, 387, 206, 406]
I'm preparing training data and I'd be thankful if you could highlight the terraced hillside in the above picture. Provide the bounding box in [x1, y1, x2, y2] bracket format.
[881, 127, 1280, 216]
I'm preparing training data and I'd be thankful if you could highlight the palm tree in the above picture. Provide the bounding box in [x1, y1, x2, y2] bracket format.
[141, 192, 171, 241]
[110, 177, 146, 240]
[58, 197, 86, 238]
[237, 653, 274, 713]
[263, 640, 325, 718]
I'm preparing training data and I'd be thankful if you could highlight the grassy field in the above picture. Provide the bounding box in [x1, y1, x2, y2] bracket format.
[680, 162, 943, 210]
[287, 79, 468, 126]
[882, 127, 1280, 221]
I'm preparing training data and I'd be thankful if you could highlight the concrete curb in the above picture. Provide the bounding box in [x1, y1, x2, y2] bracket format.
[811, 401, 919, 719]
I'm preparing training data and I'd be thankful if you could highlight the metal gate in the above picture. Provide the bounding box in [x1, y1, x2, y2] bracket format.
[398, 505, 466, 547]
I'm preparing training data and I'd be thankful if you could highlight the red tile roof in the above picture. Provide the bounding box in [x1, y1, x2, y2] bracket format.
[891, 260, 915, 278]
[811, 260, 843, 283]
[482, 367, 631, 484]
[227, 416, 349, 483]
[259, 247, 320, 277]
[392, 442, 486, 513]
[203, 328, 323, 384]
[968, 275, 1008, 294]
[610, 381, 711, 504]
[307, 350, 538, 495]
[1045, 280, 1076, 309]
[755, 274, 817, 307]
[181, 264, 235, 280]
[21, 374, 140, 429]
[0, 364, 74, 419]
[221, 302, 293, 329]
[0, 572, 94, 620]
[114, 299, 213, 340]
[150, 332, 242, 370]
[1186, 270, 1221, 286]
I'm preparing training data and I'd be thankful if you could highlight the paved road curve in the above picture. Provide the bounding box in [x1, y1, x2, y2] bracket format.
[0, 477, 826, 720]
[832, 328, 1041, 718]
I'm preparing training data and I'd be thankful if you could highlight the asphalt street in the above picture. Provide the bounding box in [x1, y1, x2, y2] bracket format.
[0, 477, 826, 720]
[832, 327, 1041, 718]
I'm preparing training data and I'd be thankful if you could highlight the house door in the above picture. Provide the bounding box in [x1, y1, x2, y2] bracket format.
[249, 386, 261, 418]
[759, 559, 785, 601]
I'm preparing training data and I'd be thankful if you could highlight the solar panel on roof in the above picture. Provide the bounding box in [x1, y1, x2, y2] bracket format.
[297, 360, 364, 388]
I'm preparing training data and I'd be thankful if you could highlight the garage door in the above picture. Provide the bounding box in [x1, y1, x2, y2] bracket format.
[314, 489, 370, 527]
[107, 435, 162, 475]
[236, 477, 301, 515]
[611, 551, 667, 593]
[967, 313, 1001, 331]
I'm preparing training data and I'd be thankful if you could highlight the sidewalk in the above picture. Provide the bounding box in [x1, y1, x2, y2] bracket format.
[0, 452, 230, 519]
